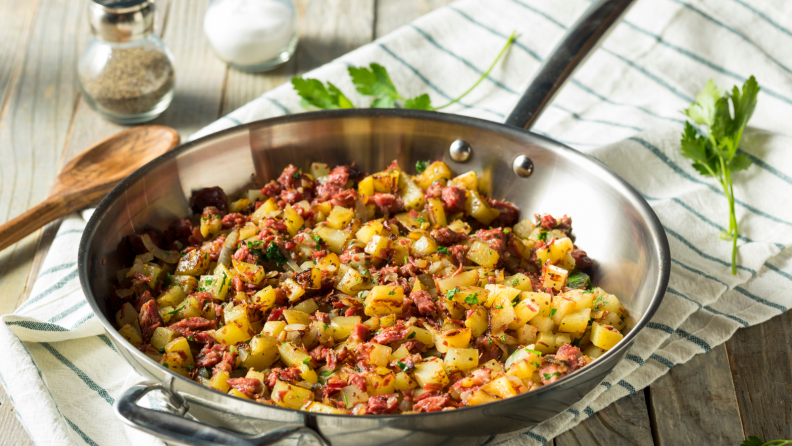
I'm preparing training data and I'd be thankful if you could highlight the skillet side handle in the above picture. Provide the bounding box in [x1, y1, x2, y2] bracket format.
[115, 382, 329, 446]
[504, 0, 636, 130]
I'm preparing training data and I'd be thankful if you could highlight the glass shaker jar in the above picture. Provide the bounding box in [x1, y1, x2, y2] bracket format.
[78, 0, 176, 124]
[204, 0, 299, 72]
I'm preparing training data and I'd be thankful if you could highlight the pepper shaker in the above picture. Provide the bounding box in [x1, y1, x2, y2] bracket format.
[78, 0, 176, 124]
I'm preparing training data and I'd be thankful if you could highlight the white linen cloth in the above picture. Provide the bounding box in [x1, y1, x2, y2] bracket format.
[3, 0, 792, 444]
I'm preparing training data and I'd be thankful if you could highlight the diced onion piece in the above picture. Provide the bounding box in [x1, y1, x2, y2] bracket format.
[217, 229, 239, 267]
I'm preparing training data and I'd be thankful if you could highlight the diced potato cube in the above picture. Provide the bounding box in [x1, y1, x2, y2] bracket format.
[263, 321, 286, 338]
[171, 275, 199, 294]
[444, 347, 479, 372]
[282, 309, 311, 325]
[465, 307, 489, 338]
[590, 321, 624, 350]
[505, 273, 532, 292]
[364, 286, 404, 316]
[583, 344, 606, 359]
[394, 372, 418, 391]
[336, 267, 366, 295]
[481, 376, 521, 399]
[368, 343, 392, 367]
[467, 240, 499, 268]
[505, 348, 541, 377]
[175, 249, 211, 276]
[551, 295, 577, 325]
[316, 253, 342, 276]
[232, 260, 265, 285]
[272, 380, 314, 409]
[436, 270, 479, 294]
[200, 215, 222, 238]
[371, 169, 399, 193]
[466, 389, 500, 406]
[411, 235, 437, 256]
[252, 286, 277, 311]
[238, 222, 259, 240]
[326, 206, 355, 230]
[310, 162, 330, 178]
[215, 304, 254, 345]
[490, 294, 516, 335]
[465, 190, 499, 226]
[516, 323, 539, 344]
[413, 357, 450, 389]
[197, 272, 231, 301]
[399, 175, 426, 211]
[115, 302, 139, 329]
[208, 370, 231, 392]
[162, 337, 195, 372]
[119, 324, 142, 346]
[513, 219, 536, 240]
[172, 296, 202, 321]
[365, 368, 396, 395]
[316, 226, 349, 254]
[447, 219, 472, 235]
[433, 328, 472, 353]
[559, 308, 591, 333]
[534, 332, 558, 354]
[542, 264, 568, 291]
[150, 327, 178, 350]
[483, 284, 521, 308]
[405, 326, 434, 348]
[340, 385, 369, 408]
[365, 234, 391, 259]
[281, 278, 305, 302]
[303, 401, 347, 414]
[522, 291, 551, 317]
[358, 176, 375, 198]
[281, 204, 304, 237]
[293, 298, 318, 315]
[509, 298, 540, 330]
[395, 212, 430, 231]
[330, 316, 362, 340]
[414, 161, 452, 189]
[529, 316, 554, 333]
[356, 219, 385, 244]
[156, 285, 186, 309]
[277, 342, 311, 367]
[449, 170, 478, 191]
[243, 335, 279, 371]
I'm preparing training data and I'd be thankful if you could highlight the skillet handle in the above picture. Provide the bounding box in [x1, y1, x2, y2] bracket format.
[505, 0, 636, 130]
[115, 382, 329, 446]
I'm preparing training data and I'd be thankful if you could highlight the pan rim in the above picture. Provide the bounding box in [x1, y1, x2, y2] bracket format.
[78, 107, 670, 421]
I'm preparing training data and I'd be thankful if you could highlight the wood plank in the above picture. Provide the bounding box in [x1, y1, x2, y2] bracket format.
[726, 311, 792, 441]
[0, 0, 40, 114]
[0, 0, 85, 315]
[648, 343, 744, 445]
[0, 384, 34, 446]
[555, 391, 655, 446]
[374, 0, 456, 38]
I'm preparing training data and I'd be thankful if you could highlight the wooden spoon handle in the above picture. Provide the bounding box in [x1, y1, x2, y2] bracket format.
[0, 196, 79, 252]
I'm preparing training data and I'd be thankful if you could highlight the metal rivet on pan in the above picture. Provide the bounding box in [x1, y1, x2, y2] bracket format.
[513, 155, 534, 177]
[449, 140, 472, 162]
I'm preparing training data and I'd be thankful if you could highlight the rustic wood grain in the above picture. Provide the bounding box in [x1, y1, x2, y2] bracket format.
[648, 344, 745, 445]
[374, 0, 456, 38]
[0, 384, 34, 446]
[727, 311, 792, 442]
[554, 391, 656, 446]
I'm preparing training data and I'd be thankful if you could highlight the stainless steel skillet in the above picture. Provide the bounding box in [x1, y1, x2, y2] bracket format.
[78, 0, 669, 444]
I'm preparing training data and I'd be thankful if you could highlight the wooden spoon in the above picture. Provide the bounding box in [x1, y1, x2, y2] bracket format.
[0, 126, 180, 252]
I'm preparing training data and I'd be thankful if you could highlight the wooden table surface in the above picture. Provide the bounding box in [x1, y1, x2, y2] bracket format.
[0, 1, 789, 445]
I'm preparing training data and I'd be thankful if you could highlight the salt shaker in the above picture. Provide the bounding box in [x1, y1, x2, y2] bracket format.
[78, 0, 176, 124]
[204, 0, 298, 72]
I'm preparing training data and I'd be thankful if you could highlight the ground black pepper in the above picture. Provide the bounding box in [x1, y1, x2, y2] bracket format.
[80, 46, 175, 116]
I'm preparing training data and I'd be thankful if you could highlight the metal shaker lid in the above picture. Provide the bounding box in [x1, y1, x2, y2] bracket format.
[88, 0, 155, 42]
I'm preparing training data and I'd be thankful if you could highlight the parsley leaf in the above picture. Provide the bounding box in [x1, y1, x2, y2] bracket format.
[348, 63, 401, 108]
[291, 78, 354, 110]
[312, 235, 321, 250]
[446, 287, 460, 301]
[550, 308, 557, 317]
[537, 230, 548, 241]
[167, 300, 188, 315]
[524, 348, 542, 356]
[464, 293, 479, 305]
[407, 331, 416, 339]
[396, 360, 408, 371]
[320, 370, 334, 377]
[415, 160, 430, 174]
[404, 94, 433, 110]
[739, 437, 765, 446]
[681, 77, 759, 275]
[542, 372, 560, 380]
[566, 272, 591, 290]
[265, 242, 288, 266]
[302, 358, 311, 365]
[437, 246, 449, 255]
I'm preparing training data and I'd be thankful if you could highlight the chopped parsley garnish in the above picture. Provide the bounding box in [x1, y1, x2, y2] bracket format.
[321, 370, 334, 377]
[464, 293, 479, 305]
[266, 242, 288, 266]
[494, 305, 503, 309]
[543, 372, 560, 380]
[437, 246, 449, 255]
[524, 348, 542, 356]
[167, 300, 188, 315]
[292, 168, 302, 178]
[538, 230, 548, 241]
[163, 363, 169, 368]
[511, 297, 520, 307]
[512, 279, 519, 287]
[397, 360, 408, 371]
[566, 271, 591, 290]
[415, 160, 430, 174]
[158, 348, 165, 354]
[407, 331, 416, 339]
[503, 228, 511, 234]
[446, 287, 460, 300]
[312, 235, 321, 250]
[388, 290, 396, 295]
[343, 394, 349, 406]
[302, 358, 311, 365]
[550, 309, 557, 317]
[187, 365, 195, 372]
[414, 217, 426, 224]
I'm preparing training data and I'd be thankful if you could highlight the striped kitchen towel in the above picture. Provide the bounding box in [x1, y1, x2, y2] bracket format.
[3, 0, 792, 445]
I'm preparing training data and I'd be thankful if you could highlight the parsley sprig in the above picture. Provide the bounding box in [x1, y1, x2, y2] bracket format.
[291, 32, 516, 111]
[680, 77, 760, 275]
[741, 436, 792, 446]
